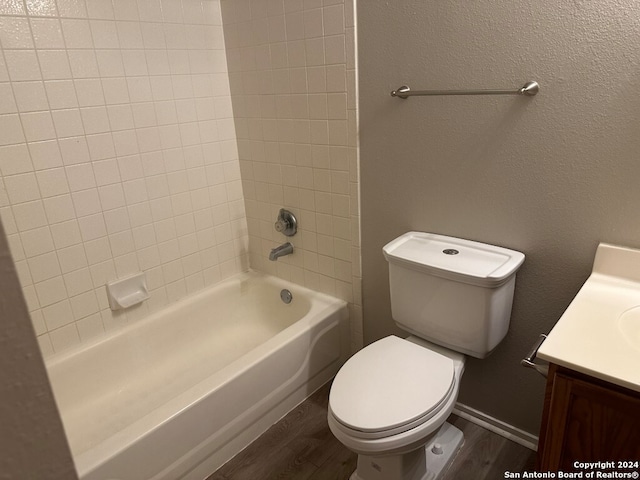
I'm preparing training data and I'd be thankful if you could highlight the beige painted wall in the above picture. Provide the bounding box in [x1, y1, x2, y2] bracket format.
[0, 220, 77, 479]
[359, 1, 640, 434]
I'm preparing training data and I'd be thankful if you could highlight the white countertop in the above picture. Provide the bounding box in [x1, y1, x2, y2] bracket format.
[537, 243, 640, 393]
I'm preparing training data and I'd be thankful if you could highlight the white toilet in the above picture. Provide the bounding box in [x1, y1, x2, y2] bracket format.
[328, 232, 525, 480]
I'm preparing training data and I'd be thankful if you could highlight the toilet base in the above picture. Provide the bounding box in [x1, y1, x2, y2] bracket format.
[348, 422, 464, 480]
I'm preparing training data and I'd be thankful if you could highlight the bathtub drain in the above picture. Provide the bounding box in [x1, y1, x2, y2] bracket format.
[280, 289, 293, 304]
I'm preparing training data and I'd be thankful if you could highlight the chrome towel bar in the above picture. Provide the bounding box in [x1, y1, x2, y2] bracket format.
[390, 81, 539, 99]
[521, 333, 549, 378]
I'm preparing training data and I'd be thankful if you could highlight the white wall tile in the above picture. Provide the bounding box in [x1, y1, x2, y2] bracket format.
[63, 268, 93, 297]
[34, 275, 68, 307]
[98, 184, 126, 210]
[82, 239, 109, 269]
[30, 18, 65, 49]
[42, 300, 74, 330]
[44, 80, 78, 109]
[112, 0, 140, 21]
[0, 17, 34, 49]
[0, 54, 8, 82]
[304, 8, 323, 38]
[27, 141, 61, 172]
[78, 213, 107, 241]
[86, 133, 116, 161]
[52, 109, 85, 137]
[16, 263, 36, 287]
[0, 83, 17, 114]
[27, 251, 61, 283]
[322, 4, 344, 35]
[80, 106, 110, 134]
[137, 0, 163, 22]
[20, 226, 54, 257]
[23, 284, 42, 311]
[25, 0, 59, 17]
[0, 114, 26, 146]
[50, 220, 82, 249]
[9, 202, 43, 234]
[36, 168, 69, 198]
[74, 78, 105, 106]
[102, 77, 130, 105]
[58, 136, 90, 165]
[0, 144, 33, 175]
[38, 50, 72, 80]
[61, 19, 93, 48]
[64, 164, 95, 192]
[128, 77, 154, 103]
[76, 312, 104, 341]
[13, 81, 49, 112]
[4, 173, 41, 204]
[103, 206, 130, 233]
[86, 1, 115, 21]
[95, 49, 125, 77]
[57, 243, 87, 273]
[0, 1, 27, 16]
[56, 0, 88, 19]
[68, 50, 100, 78]
[72, 189, 102, 217]
[324, 34, 345, 64]
[21, 111, 57, 142]
[49, 323, 80, 352]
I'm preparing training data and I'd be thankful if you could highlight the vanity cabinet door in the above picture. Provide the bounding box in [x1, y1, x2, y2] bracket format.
[537, 365, 640, 470]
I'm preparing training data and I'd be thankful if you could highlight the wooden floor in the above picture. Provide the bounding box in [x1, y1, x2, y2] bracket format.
[207, 383, 536, 480]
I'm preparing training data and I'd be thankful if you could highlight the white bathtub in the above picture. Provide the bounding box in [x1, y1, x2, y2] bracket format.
[45, 270, 349, 480]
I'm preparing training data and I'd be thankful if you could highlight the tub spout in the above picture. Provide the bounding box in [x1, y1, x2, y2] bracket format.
[269, 242, 293, 261]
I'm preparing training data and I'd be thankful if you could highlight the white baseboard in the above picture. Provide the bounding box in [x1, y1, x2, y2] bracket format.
[452, 403, 539, 452]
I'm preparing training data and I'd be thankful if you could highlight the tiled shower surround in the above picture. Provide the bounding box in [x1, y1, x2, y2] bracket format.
[220, 0, 362, 349]
[0, 0, 361, 356]
[0, 0, 246, 356]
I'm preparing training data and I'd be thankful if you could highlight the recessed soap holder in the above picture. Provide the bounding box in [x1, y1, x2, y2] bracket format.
[106, 272, 150, 311]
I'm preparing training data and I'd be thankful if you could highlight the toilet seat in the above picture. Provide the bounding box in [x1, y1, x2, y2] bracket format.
[329, 336, 455, 440]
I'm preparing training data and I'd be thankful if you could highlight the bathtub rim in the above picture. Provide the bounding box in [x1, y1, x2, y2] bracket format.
[44, 269, 348, 478]
[45, 268, 344, 369]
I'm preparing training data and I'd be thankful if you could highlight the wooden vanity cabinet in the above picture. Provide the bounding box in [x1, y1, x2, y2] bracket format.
[537, 363, 640, 469]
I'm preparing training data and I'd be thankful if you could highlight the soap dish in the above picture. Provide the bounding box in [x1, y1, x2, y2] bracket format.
[106, 272, 150, 310]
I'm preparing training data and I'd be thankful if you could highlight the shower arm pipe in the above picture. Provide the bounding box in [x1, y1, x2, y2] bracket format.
[390, 81, 539, 99]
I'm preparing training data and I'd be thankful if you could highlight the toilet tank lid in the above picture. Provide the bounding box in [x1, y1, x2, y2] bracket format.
[383, 232, 525, 287]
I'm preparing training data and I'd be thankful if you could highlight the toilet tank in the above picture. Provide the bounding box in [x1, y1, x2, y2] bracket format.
[383, 232, 525, 358]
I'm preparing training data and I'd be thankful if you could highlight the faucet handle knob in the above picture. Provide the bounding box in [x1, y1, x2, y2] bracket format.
[274, 218, 288, 233]
[274, 209, 297, 236]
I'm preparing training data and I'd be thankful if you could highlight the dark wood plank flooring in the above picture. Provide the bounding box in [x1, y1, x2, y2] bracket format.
[207, 382, 536, 480]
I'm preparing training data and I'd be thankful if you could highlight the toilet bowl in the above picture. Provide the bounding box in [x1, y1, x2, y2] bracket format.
[328, 232, 525, 480]
[328, 336, 465, 480]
